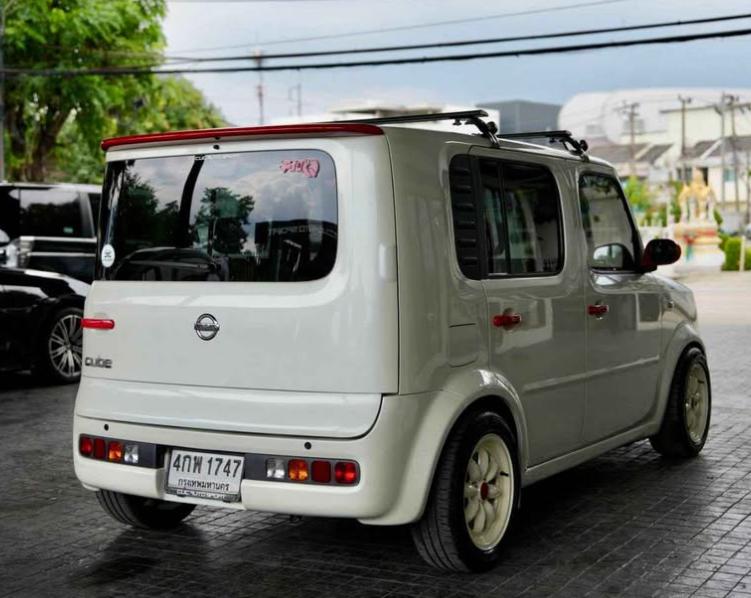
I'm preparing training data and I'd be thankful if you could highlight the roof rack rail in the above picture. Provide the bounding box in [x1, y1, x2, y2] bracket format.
[330, 110, 501, 147]
[499, 130, 589, 156]
[325, 110, 589, 156]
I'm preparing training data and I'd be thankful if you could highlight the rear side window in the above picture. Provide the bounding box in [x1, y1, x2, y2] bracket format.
[99, 150, 337, 282]
[19, 188, 91, 238]
[449, 156, 563, 278]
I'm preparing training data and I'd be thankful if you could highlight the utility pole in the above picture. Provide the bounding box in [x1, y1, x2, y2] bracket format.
[288, 83, 302, 118]
[619, 101, 640, 176]
[678, 95, 692, 182]
[728, 94, 741, 215]
[716, 95, 727, 207]
[254, 50, 264, 125]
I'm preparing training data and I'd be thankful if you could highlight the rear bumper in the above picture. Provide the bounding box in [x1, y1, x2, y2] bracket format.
[73, 392, 435, 524]
[75, 376, 382, 439]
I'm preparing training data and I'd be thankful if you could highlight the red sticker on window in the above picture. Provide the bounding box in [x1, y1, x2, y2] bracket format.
[280, 159, 320, 178]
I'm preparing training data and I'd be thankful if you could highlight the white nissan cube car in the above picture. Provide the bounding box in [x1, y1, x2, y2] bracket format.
[74, 111, 711, 571]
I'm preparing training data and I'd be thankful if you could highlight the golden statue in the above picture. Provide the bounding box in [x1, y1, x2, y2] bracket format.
[671, 167, 723, 271]
[677, 168, 715, 222]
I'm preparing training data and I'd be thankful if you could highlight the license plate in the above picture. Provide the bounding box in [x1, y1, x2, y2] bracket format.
[166, 449, 245, 502]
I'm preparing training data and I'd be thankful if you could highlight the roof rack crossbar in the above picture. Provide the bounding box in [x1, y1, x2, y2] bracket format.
[328, 110, 502, 147]
[320, 111, 588, 156]
[499, 130, 589, 156]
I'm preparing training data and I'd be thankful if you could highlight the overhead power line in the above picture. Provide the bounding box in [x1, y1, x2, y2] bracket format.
[5, 26, 751, 78]
[168, 12, 751, 63]
[170, 0, 631, 54]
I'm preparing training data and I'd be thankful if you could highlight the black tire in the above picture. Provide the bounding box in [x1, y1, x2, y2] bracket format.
[411, 410, 520, 572]
[37, 306, 83, 384]
[650, 347, 711, 458]
[96, 490, 196, 530]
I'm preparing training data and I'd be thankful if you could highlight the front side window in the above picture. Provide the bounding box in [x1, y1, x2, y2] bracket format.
[19, 188, 90, 238]
[100, 149, 337, 282]
[579, 173, 639, 271]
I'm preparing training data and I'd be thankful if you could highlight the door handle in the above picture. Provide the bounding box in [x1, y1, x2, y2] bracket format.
[588, 304, 609, 318]
[492, 312, 523, 329]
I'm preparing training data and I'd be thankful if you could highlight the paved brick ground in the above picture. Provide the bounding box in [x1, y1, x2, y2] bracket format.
[1, 273, 751, 597]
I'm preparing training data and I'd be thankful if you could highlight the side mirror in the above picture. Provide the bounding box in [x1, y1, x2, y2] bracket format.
[591, 242, 634, 270]
[641, 238, 681, 272]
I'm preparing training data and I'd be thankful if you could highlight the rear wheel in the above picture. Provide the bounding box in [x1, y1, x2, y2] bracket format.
[650, 347, 711, 458]
[97, 490, 196, 530]
[38, 306, 83, 384]
[411, 410, 519, 571]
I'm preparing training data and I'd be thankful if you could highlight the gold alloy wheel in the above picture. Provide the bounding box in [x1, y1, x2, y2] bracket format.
[684, 362, 709, 444]
[463, 433, 514, 550]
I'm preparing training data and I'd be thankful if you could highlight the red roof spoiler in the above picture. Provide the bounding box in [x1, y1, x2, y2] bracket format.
[101, 123, 384, 151]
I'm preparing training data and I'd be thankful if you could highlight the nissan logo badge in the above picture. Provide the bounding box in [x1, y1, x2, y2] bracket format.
[194, 313, 220, 341]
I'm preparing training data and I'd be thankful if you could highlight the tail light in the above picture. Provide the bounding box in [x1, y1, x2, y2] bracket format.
[107, 441, 123, 462]
[78, 435, 156, 468]
[262, 456, 359, 485]
[79, 436, 93, 457]
[93, 438, 106, 459]
[311, 460, 331, 483]
[287, 459, 309, 481]
[334, 462, 358, 484]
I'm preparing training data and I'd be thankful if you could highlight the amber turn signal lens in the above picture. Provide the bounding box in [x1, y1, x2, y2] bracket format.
[287, 459, 309, 481]
[107, 441, 123, 462]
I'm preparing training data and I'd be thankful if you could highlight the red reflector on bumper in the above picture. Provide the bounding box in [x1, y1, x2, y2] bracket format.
[82, 318, 115, 330]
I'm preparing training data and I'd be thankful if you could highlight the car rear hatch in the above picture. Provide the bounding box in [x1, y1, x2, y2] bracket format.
[76, 126, 398, 438]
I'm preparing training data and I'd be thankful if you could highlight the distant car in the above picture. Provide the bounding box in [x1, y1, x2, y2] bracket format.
[744, 223, 751, 241]
[0, 266, 88, 383]
[0, 182, 100, 282]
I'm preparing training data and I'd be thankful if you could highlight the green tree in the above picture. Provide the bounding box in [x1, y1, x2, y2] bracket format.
[193, 186, 254, 254]
[4, 0, 224, 183]
[623, 176, 653, 212]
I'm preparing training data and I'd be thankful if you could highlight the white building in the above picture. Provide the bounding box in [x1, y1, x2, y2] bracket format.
[271, 101, 500, 136]
[560, 88, 751, 229]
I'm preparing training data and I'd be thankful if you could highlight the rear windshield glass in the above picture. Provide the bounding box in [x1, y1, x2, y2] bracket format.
[20, 188, 91, 238]
[99, 150, 337, 282]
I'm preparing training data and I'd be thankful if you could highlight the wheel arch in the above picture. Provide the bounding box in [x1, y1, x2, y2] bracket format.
[363, 369, 528, 526]
[651, 321, 706, 435]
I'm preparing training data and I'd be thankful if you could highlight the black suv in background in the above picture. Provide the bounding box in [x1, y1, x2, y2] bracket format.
[0, 183, 100, 283]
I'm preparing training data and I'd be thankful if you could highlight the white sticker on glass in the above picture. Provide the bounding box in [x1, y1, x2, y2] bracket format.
[101, 244, 115, 268]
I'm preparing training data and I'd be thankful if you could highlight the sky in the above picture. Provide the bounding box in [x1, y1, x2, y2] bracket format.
[162, 0, 751, 126]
